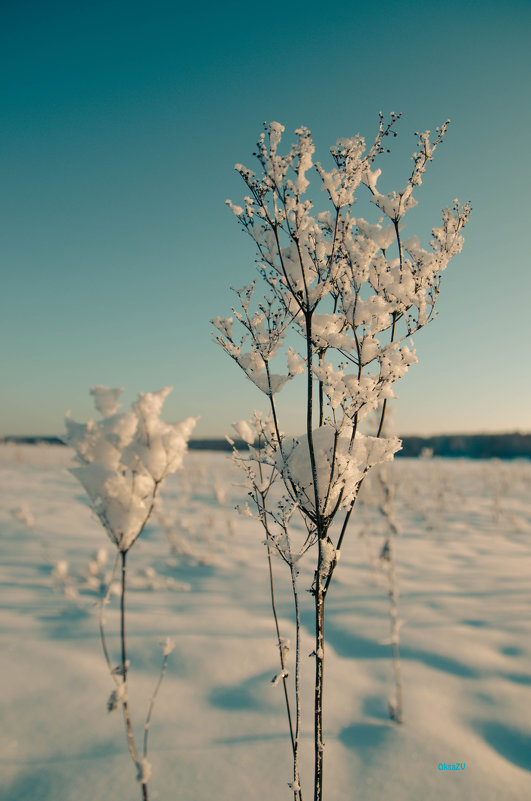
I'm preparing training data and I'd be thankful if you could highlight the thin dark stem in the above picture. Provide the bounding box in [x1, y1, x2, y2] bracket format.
[304, 312, 326, 801]
[99, 551, 121, 684]
[266, 540, 296, 756]
[290, 562, 303, 801]
[304, 312, 321, 527]
[321, 429, 339, 520]
[120, 550, 148, 801]
[265, 364, 299, 506]
[376, 400, 389, 439]
[144, 652, 170, 758]
[318, 350, 324, 428]
[258, 411, 301, 801]
[121, 551, 128, 678]
[314, 570, 325, 801]
[265, 365, 284, 451]
[294, 237, 311, 311]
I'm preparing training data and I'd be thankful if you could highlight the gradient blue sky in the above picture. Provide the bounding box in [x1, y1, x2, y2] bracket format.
[2, 0, 530, 438]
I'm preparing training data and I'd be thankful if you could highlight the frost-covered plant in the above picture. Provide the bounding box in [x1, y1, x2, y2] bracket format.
[358, 404, 404, 723]
[214, 116, 470, 801]
[369, 438, 404, 724]
[155, 460, 243, 567]
[11, 504, 51, 562]
[64, 385, 197, 801]
[84, 546, 110, 594]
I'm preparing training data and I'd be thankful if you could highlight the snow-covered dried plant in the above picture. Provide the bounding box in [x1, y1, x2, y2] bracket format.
[359, 404, 404, 723]
[51, 558, 82, 605]
[374, 462, 404, 722]
[11, 504, 107, 608]
[11, 504, 51, 562]
[83, 546, 110, 594]
[214, 116, 470, 801]
[155, 455, 244, 568]
[64, 385, 197, 801]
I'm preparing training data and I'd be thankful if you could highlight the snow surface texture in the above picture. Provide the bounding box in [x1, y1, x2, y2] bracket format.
[1, 444, 531, 801]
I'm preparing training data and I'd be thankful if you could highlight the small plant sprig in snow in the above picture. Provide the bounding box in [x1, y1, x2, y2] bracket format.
[64, 385, 197, 801]
[215, 116, 470, 801]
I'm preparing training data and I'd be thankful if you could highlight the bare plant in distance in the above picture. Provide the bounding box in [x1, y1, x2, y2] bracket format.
[376, 466, 404, 724]
[64, 385, 197, 801]
[214, 116, 470, 801]
[363, 403, 404, 724]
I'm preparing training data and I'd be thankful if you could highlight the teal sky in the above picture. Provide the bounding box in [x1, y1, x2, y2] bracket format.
[2, 0, 530, 438]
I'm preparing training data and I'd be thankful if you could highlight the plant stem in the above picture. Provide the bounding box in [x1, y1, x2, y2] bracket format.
[386, 536, 404, 724]
[144, 652, 171, 758]
[314, 571, 325, 801]
[303, 310, 326, 801]
[99, 551, 121, 682]
[290, 563, 303, 801]
[266, 540, 297, 758]
[120, 550, 148, 801]
[304, 313, 320, 513]
[318, 350, 324, 428]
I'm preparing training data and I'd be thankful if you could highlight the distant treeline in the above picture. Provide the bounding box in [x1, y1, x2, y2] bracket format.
[2, 433, 531, 460]
[397, 433, 531, 460]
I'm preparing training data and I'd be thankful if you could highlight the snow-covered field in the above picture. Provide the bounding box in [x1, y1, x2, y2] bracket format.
[1, 444, 530, 801]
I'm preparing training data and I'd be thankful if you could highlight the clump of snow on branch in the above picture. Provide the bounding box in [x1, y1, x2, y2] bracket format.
[64, 386, 198, 552]
[280, 428, 401, 516]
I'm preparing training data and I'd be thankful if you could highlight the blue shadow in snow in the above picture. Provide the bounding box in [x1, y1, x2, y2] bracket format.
[339, 722, 392, 751]
[213, 731, 290, 745]
[301, 609, 479, 679]
[475, 721, 531, 772]
[504, 673, 531, 686]
[210, 670, 273, 712]
[5, 767, 54, 801]
[500, 645, 525, 657]
[362, 694, 390, 719]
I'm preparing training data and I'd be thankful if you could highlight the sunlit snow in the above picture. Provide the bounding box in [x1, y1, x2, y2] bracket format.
[1, 444, 530, 801]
